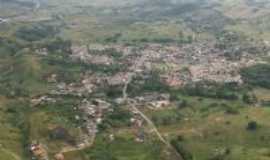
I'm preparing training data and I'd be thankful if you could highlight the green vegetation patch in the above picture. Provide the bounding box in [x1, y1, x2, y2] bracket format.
[15, 23, 59, 42]
[241, 64, 270, 89]
[86, 136, 164, 160]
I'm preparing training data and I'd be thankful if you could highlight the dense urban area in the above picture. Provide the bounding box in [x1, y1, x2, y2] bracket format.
[1, 0, 270, 160]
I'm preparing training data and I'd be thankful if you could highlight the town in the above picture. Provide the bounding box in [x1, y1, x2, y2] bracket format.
[1, 0, 270, 160]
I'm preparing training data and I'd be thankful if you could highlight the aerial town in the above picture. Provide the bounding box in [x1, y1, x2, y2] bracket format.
[1, 0, 270, 160]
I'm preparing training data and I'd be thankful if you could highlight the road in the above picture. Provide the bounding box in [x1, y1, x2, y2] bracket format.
[129, 103, 168, 145]
[122, 55, 184, 160]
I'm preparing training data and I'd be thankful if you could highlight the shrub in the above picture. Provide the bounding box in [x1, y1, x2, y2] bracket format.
[242, 93, 257, 104]
[241, 64, 270, 89]
[170, 139, 193, 160]
[98, 107, 132, 131]
[15, 23, 59, 41]
[182, 82, 239, 100]
[246, 121, 258, 131]
[49, 127, 76, 145]
[225, 106, 239, 115]
[176, 100, 188, 109]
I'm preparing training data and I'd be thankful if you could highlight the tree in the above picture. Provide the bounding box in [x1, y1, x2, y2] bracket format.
[246, 121, 258, 131]
[177, 99, 188, 109]
[170, 139, 193, 160]
[242, 93, 257, 104]
[187, 35, 193, 43]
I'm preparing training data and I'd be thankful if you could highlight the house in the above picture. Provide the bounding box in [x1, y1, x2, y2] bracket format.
[35, 48, 48, 56]
[47, 74, 57, 83]
[30, 142, 48, 160]
[109, 134, 115, 141]
[31, 96, 56, 106]
[54, 153, 65, 160]
[149, 100, 170, 110]
[107, 72, 129, 86]
[135, 129, 145, 143]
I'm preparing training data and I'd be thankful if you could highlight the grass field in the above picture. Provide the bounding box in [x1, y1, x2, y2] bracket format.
[141, 94, 270, 160]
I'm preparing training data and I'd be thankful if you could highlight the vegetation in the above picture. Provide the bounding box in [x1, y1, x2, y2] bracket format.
[127, 71, 169, 96]
[180, 82, 240, 100]
[86, 136, 164, 160]
[99, 106, 132, 131]
[241, 64, 270, 89]
[151, 109, 182, 126]
[246, 121, 259, 131]
[15, 23, 59, 42]
[170, 138, 193, 160]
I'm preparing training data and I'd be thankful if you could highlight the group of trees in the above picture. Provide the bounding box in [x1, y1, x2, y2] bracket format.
[49, 126, 76, 145]
[151, 110, 182, 126]
[241, 64, 270, 89]
[242, 92, 257, 104]
[246, 121, 259, 131]
[215, 31, 247, 60]
[216, 30, 269, 60]
[5, 100, 32, 157]
[88, 47, 123, 60]
[98, 106, 132, 131]
[170, 137, 193, 160]
[181, 82, 239, 100]
[105, 33, 122, 43]
[129, 35, 193, 44]
[0, 37, 21, 57]
[44, 37, 72, 54]
[127, 71, 170, 96]
[104, 31, 194, 44]
[15, 23, 59, 42]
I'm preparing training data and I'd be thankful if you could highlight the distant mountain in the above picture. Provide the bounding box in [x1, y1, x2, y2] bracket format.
[0, 0, 35, 7]
[0, 0, 47, 9]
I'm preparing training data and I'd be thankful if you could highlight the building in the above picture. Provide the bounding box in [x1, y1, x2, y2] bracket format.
[30, 142, 48, 160]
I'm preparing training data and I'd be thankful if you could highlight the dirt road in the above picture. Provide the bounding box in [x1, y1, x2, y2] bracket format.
[122, 55, 184, 160]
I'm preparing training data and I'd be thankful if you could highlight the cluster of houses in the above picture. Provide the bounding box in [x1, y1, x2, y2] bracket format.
[50, 81, 94, 97]
[130, 106, 146, 142]
[134, 93, 171, 110]
[67, 42, 264, 94]
[28, 41, 266, 158]
[77, 99, 113, 145]
[70, 42, 262, 88]
[71, 45, 114, 65]
[188, 55, 258, 84]
[106, 72, 130, 86]
[31, 95, 56, 107]
[49, 42, 260, 95]
[35, 48, 48, 56]
[30, 141, 65, 160]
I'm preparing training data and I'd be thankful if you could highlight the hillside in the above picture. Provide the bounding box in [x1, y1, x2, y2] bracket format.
[1, 0, 270, 160]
